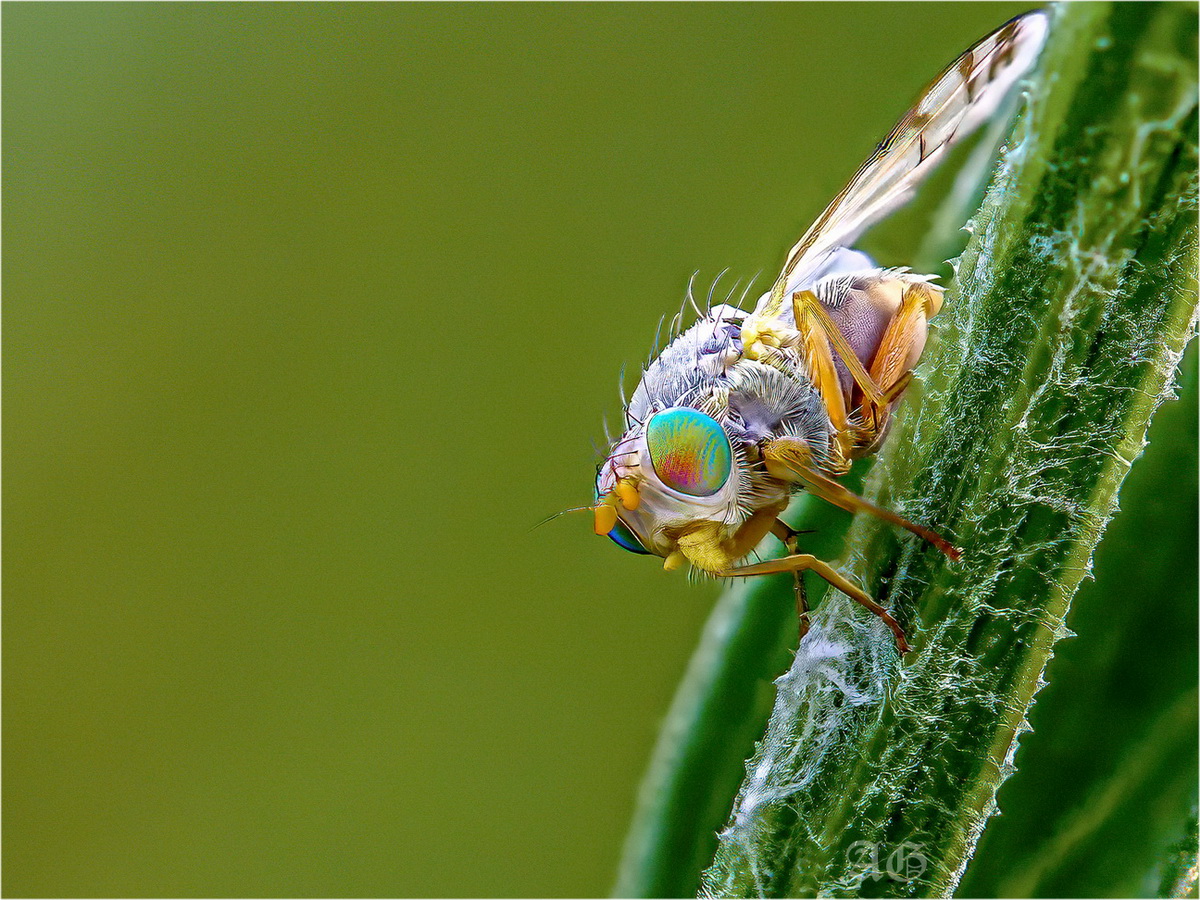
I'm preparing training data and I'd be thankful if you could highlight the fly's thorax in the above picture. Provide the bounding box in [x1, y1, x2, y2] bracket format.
[721, 358, 835, 466]
[626, 305, 746, 426]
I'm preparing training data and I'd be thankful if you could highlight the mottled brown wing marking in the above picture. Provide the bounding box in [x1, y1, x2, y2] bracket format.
[755, 11, 1049, 322]
[989, 21, 1021, 77]
[958, 51, 978, 101]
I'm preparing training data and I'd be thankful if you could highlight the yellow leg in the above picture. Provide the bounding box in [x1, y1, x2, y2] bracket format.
[790, 289, 903, 461]
[770, 519, 811, 641]
[764, 437, 961, 561]
[880, 370, 914, 406]
[791, 290, 888, 407]
[673, 504, 786, 574]
[722, 551, 910, 653]
[746, 289, 906, 464]
[788, 291, 851, 443]
[856, 370, 916, 448]
[869, 283, 940, 397]
[854, 282, 942, 443]
[791, 285, 941, 453]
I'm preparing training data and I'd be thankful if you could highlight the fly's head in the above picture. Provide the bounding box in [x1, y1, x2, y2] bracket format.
[594, 405, 758, 572]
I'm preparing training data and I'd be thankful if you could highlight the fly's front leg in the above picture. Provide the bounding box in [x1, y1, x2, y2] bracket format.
[770, 519, 811, 641]
[722, 551, 911, 653]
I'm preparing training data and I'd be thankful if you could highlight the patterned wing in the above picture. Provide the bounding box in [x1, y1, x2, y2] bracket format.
[756, 11, 1049, 319]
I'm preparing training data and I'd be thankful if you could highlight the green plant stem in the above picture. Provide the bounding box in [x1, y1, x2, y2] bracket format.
[1157, 812, 1200, 899]
[698, 4, 1198, 897]
[958, 344, 1197, 898]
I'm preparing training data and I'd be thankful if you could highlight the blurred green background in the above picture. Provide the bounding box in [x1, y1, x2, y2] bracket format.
[5, 3, 1041, 896]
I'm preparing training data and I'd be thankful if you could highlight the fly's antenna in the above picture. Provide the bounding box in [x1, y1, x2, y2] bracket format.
[601, 413, 613, 445]
[617, 363, 628, 411]
[735, 270, 762, 311]
[531, 506, 595, 531]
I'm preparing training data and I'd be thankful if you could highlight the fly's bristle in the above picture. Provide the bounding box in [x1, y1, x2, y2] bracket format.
[706, 267, 731, 316]
[735, 271, 761, 311]
[722, 277, 741, 308]
[648, 313, 667, 363]
[676, 271, 699, 337]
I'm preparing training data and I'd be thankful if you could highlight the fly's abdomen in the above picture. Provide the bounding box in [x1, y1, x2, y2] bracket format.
[812, 268, 944, 400]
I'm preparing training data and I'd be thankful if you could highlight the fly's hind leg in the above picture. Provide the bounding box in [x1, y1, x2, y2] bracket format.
[790, 289, 891, 460]
[791, 289, 888, 407]
[722, 550, 911, 654]
[861, 281, 944, 438]
[869, 281, 942, 390]
[770, 519, 811, 641]
[790, 283, 942, 453]
[786, 291, 853, 461]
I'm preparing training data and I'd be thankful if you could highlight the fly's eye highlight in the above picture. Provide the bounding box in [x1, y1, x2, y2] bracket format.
[607, 516, 650, 555]
[645, 408, 732, 497]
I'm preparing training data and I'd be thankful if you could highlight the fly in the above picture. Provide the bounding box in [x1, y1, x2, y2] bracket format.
[591, 12, 1049, 653]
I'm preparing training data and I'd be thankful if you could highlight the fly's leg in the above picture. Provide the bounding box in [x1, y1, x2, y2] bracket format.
[861, 281, 943, 438]
[868, 282, 942, 394]
[789, 289, 891, 462]
[751, 288, 898, 468]
[722, 551, 910, 654]
[790, 287, 942, 453]
[673, 504, 787, 575]
[770, 519, 811, 641]
[783, 290, 856, 465]
[791, 289, 888, 406]
[763, 436, 961, 561]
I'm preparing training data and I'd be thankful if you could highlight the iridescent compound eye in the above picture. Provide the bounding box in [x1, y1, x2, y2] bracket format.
[607, 516, 650, 555]
[645, 408, 732, 497]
